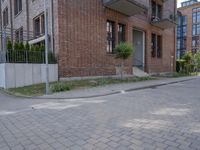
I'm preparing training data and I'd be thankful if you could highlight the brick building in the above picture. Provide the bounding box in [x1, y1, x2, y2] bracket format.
[0, 0, 177, 78]
[177, 0, 200, 58]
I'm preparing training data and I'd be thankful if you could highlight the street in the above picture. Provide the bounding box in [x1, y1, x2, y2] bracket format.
[0, 78, 200, 150]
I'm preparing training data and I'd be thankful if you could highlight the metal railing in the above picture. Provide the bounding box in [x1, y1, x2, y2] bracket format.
[0, 50, 56, 64]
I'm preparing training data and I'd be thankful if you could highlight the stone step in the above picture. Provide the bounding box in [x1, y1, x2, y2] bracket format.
[133, 67, 149, 77]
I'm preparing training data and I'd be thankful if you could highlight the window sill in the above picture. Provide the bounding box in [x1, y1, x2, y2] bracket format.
[106, 52, 115, 56]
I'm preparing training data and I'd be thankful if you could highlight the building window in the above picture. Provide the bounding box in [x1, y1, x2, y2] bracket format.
[151, 0, 162, 21]
[14, 0, 22, 16]
[15, 27, 23, 43]
[106, 20, 115, 53]
[118, 24, 126, 43]
[3, 7, 8, 27]
[33, 13, 45, 38]
[151, 33, 162, 58]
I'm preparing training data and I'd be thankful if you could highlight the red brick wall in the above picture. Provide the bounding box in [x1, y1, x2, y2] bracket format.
[56, 0, 176, 78]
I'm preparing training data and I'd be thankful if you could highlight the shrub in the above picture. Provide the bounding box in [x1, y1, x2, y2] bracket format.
[50, 82, 71, 93]
[48, 51, 57, 64]
[18, 42, 25, 51]
[182, 51, 193, 64]
[14, 42, 19, 50]
[25, 42, 30, 51]
[7, 39, 13, 50]
[114, 42, 134, 79]
[194, 52, 200, 71]
[114, 42, 134, 60]
[176, 59, 186, 72]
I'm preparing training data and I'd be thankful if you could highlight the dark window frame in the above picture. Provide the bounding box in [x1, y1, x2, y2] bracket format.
[15, 27, 23, 43]
[14, 0, 22, 16]
[151, 0, 163, 20]
[118, 23, 126, 44]
[33, 13, 45, 38]
[3, 7, 8, 27]
[106, 20, 115, 54]
[151, 33, 162, 58]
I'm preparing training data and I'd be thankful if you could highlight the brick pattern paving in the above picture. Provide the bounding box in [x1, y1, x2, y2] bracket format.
[0, 79, 200, 150]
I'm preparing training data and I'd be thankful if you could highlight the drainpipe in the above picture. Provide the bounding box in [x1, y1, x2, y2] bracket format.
[26, 0, 29, 41]
[173, 0, 177, 72]
[9, 0, 13, 45]
[51, 0, 55, 54]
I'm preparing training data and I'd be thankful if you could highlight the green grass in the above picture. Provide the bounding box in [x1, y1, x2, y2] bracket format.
[7, 76, 155, 97]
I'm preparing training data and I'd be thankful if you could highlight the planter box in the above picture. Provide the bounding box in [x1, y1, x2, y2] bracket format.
[0, 63, 58, 89]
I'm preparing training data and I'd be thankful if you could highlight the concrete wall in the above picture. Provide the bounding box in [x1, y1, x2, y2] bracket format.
[0, 64, 5, 88]
[0, 63, 58, 89]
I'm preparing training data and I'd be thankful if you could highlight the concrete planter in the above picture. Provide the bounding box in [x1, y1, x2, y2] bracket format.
[0, 63, 58, 89]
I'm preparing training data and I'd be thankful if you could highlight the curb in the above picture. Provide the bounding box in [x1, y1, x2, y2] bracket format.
[33, 77, 198, 99]
[1, 76, 198, 100]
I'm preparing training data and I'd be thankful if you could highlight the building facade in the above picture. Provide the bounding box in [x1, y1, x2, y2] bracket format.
[177, 0, 200, 58]
[0, 0, 56, 52]
[0, 0, 177, 78]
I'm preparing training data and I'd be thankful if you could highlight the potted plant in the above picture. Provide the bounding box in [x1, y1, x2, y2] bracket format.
[114, 42, 134, 79]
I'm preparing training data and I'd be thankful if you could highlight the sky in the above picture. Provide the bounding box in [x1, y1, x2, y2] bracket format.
[177, 0, 199, 8]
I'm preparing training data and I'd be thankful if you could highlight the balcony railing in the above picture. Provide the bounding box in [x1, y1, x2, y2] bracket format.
[103, 0, 147, 16]
[151, 14, 177, 29]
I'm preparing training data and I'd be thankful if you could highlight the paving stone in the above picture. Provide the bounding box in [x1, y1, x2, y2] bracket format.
[0, 78, 200, 150]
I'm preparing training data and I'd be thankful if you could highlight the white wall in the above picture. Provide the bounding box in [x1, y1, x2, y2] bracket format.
[0, 64, 5, 88]
[0, 63, 58, 89]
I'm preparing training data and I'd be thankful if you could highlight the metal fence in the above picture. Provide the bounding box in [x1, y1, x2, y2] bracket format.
[0, 50, 56, 64]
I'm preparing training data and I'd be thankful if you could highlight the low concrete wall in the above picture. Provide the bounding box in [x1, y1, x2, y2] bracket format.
[0, 64, 5, 88]
[0, 63, 58, 89]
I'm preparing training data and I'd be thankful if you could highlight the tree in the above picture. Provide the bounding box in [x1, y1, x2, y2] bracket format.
[114, 42, 134, 79]
[18, 42, 25, 51]
[194, 51, 200, 74]
[25, 42, 30, 51]
[6, 39, 12, 50]
[14, 42, 19, 50]
[182, 51, 195, 74]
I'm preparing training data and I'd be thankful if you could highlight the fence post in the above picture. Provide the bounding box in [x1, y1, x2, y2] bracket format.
[25, 50, 28, 63]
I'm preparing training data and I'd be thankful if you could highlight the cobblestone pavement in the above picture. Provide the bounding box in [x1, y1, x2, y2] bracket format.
[0, 78, 200, 150]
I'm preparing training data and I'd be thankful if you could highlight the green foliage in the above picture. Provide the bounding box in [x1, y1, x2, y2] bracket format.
[50, 82, 71, 93]
[114, 42, 134, 79]
[7, 39, 13, 50]
[14, 42, 19, 50]
[48, 51, 57, 64]
[114, 42, 134, 60]
[182, 51, 193, 64]
[25, 42, 30, 51]
[194, 52, 200, 72]
[34, 45, 40, 51]
[6, 42, 57, 64]
[176, 59, 186, 72]
[178, 51, 195, 74]
[18, 42, 25, 50]
[39, 44, 45, 51]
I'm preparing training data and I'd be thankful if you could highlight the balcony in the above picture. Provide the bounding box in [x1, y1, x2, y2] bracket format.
[103, 0, 147, 16]
[151, 14, 177, 29]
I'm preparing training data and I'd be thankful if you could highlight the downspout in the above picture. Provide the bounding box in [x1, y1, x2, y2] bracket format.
[9, 0, 13, 44]
[51, 0, 55, 54]
[173, 0, 177, 72]
[26, 0, 29, 41]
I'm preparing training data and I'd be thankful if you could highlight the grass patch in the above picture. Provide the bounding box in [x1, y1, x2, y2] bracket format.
[7, 76, 155, 97]
[153, 72, 198, 78]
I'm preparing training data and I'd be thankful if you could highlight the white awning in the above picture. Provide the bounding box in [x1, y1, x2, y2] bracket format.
[28, 35, 45, 45]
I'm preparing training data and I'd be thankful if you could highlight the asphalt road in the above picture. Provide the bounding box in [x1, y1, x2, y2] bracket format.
[0, 78, 200, 150]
